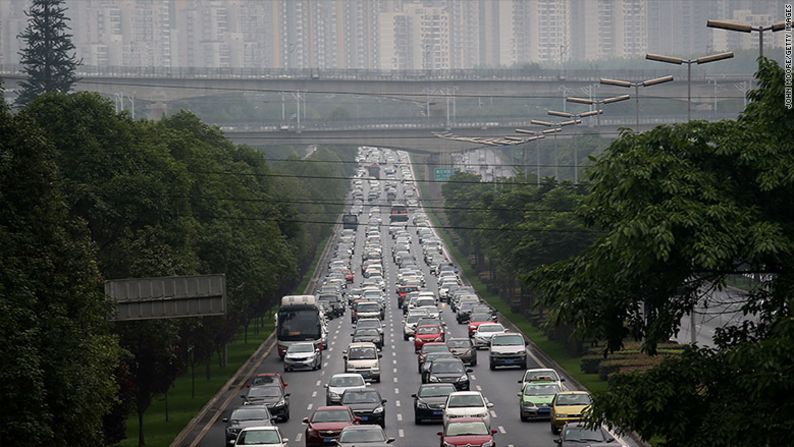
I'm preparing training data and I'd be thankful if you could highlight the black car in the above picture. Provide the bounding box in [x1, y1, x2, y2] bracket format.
[455, 302, 478, 324]
[420, 351, 457, 379]
[352, 328, 384, 349]
[340, 389, 387, 428]
[555, 422, 622, 447]
[446, 337, 477, 366]
[222, 405, 273, 444]
[337, 425, 395, 446]
[240, 385, 290, 421]
[412, 383, 456, 424]
[426, 358, 472, 391]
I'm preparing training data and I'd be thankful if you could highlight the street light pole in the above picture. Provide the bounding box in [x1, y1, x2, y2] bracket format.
[566, 95, 628, 127]
[646, 51, 734, 122]
[707, 19, 786, 59]
[529, 116, 582, 181]
[600, 75, 674, 128]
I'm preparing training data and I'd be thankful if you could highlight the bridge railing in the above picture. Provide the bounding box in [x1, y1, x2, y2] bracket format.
[215, 112, 739, 133]
[0, 63, 752, 83]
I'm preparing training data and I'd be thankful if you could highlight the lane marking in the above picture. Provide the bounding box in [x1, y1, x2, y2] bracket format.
[397, 413, 403, 422]
[498, 426, 506, 434]
[398, 429, 405, 438]
[311, 391, 317, 398]
[470, 374, 477, 380]
[295, 433, 303, 442]
[489, 410, 497, 418]
[307, 403, 313, 410]
[393, 377, 398, 383]
[393, 368, 397, 373]
[395, 400, 400, 407]
[394, 388, 399, 394]
[475, 385, 482, 391]
[316, 380, 321, 386]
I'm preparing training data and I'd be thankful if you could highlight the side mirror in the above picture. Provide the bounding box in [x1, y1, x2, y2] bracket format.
[240, 394, 246, 399]
[285, 393, 291, 397]
[382, 399, 388, 404]
[386, 438, 395, 444]
[222, 417, 228, 423]
[302, 417, 310, 424]
[354, 416, 362, 423]
[365, 382, 371, 387]
[378, 354, 383, 358]
[560, 378, 566, 382]
[229, 441, 235, 446]
[408, 337, 415, 342]
[517, 380, 523, 384]
[437, 432, 443, 437]
[466, 368, 473, 374]
[516, 392, 521, 397]
[282, 439, 289, 444]
[606, 438, 615, 443]
[491, 429, 498, 435]
[486, 402, 494, 408]
[324, 384, 329, 388]
[554, 440, 562, 445]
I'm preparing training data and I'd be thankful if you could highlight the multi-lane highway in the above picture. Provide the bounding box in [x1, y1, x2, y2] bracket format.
[196, 148, 632, 447]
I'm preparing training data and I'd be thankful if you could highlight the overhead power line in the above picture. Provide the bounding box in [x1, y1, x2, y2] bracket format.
[264, 158, 583, 168]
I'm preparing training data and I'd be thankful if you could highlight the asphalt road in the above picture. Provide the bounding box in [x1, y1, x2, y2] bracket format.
[198, 153, 628, 447]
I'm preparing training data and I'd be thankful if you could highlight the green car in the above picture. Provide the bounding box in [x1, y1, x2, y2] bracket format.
[517, 381, 561, 421]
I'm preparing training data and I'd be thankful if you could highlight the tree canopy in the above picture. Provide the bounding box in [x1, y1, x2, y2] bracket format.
[531, 58, 794, 445]
[16, 0, 80, 106]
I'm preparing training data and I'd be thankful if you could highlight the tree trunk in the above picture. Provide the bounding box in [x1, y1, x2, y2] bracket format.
[137, 400, 146, 447]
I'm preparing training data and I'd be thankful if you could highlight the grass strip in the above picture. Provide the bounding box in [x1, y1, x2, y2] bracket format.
[120, 320, 274, 447]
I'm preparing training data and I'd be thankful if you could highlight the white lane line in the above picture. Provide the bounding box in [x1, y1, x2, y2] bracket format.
[394, 388, 399, 394]
[398, 429, 405, 438]
[312, 391, 317, 398]
[328, 347, 334, 352]
[489, 410, 497, 418]
[393, 359, 397, 364]
[316, 380, 321, 386]
[393, 368, 397, 373]
[392, 352, 397, 356]
[324, 362, 329, 367]
[475, 385, 482, 391]
[307, 403, 313, 410]
[295, 433, 303, 442]
[397, 413, 403, 422]
[498, 426, 506, 434]
[395, 400, 401, 407]
[393, 377, 398, 383]
[470, 374, 477, 380]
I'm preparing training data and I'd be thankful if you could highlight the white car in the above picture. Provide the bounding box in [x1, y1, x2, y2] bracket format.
[326, 373, 368, 405]
[519, 368, 565, 390]
[442, 391, 494, 428]
[283, 342, 322, 372]
[471, 323, 507, 349]
[232, 426, 288, 446]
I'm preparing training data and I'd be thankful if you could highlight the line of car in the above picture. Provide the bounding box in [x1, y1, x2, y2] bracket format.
[222, 147, 621, 447]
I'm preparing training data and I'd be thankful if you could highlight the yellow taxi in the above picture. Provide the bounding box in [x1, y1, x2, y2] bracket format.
[550, 391, 592, 434]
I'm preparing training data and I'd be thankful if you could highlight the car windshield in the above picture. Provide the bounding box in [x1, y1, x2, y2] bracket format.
[491, 335, 524, 346]
[557, 394, 592, 406]
[478, 325, 504, 333]
[423, 345, 449, 354]
[251, 375, 279, 386]
[563, 427, 607, 442]
[288, 343, 315, 353]
[357, 320, 379, 329]
[446, 339, 471, 348]
[406, 314, 425, 324]
[342, 391, 381, 404]
[249, 386, 282, 398]
[230, 408, 270, 421]
[339, 428, 386, 442]
[348, 347, 377, 360]
[417, 299, 435, 307]
[524, 384, 561, 396]
[431, 361, 464, 374]
[525, 371, 560, 382]
[446, 421, 489, 436]
[418, 385, 455, 398]
[447, 395, 484, 408]
[469, 313, 491, 322]
[355, 329, 379, 337]
[357, 303, 380, 312]
[416, 326, 440, 335]
[236, 429, 280, 445]
[330, 375, 365, 387]
[312, 409, 352, 423]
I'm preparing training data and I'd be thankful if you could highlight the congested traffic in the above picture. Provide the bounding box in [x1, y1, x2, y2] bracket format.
[215, 147, 625, 447]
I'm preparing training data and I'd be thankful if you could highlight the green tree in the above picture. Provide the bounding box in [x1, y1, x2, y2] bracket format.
[532, 58, 794, 445]
[0, 95, 119, 446]
[16, 0, 80, 106]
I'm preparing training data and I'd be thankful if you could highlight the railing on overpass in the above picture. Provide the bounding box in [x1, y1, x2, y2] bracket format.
[215, 112, 740, 133]
[0, 63, 753, 83]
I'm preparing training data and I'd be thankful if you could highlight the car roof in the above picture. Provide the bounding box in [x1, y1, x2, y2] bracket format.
[445, 417, 487, 424]
[347, 342, 378, 348]
[315, 405, 352, 411]
[556, 391, 589, 395]
[331, 373, 366, 379]
[240, 426, 280, 432]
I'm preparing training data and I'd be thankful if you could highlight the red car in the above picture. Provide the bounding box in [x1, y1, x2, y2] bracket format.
[303, 406, 359, 447]
[248, 372, 287, 389]
[343, 268, 354, 283]
[414, 324, 446, 352]
[437, 417, 497, 447]
[468, 315, 494, 338]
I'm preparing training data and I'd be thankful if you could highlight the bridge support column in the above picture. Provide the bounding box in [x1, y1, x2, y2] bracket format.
[147, 102, 168, 120]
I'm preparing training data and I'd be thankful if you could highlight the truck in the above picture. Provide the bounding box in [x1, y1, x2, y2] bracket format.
[276, 295, 323, 358]
[342, 214, 358, 230]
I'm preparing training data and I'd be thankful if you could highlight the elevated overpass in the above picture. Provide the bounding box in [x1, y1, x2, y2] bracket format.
[0, 64, 751, 105]
[221, 113, 735, 153]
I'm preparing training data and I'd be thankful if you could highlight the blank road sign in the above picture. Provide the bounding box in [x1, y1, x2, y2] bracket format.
[105, 274, 227, 321]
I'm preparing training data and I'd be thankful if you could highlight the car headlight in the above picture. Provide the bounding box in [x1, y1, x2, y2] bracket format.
[443, 442, 456, 447]
[373, 406, 384, 414]
[416, 401, 428, 409]
[329, 391, 340, 399]
[429, 376, 440, 382]
[273, 399, 286, 407]
[372, 367, 380, 372]
[481, 441, 494, 447]
[457, 374, 468, 382]
[522, 400, 536, 407]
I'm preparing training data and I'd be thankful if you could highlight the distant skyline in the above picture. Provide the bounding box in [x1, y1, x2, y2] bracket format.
[0, 0, 788, 70]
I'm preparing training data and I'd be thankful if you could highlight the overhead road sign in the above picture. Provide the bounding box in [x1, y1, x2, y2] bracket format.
[105, 274, 227, 321]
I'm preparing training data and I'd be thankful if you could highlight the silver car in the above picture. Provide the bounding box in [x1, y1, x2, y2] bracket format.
[232, 426, 288, 446]
[283, 342, 322, 372]
[326, 373, 368, 405]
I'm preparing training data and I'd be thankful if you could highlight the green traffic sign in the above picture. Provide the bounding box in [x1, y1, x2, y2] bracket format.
[433, 168, 457, 181]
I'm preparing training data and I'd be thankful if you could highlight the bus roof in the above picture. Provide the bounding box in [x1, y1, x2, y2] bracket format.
[281, 295, 317, 306]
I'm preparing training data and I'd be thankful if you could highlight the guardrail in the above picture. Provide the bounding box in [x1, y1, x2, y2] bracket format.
[0, 63, 752, 83]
